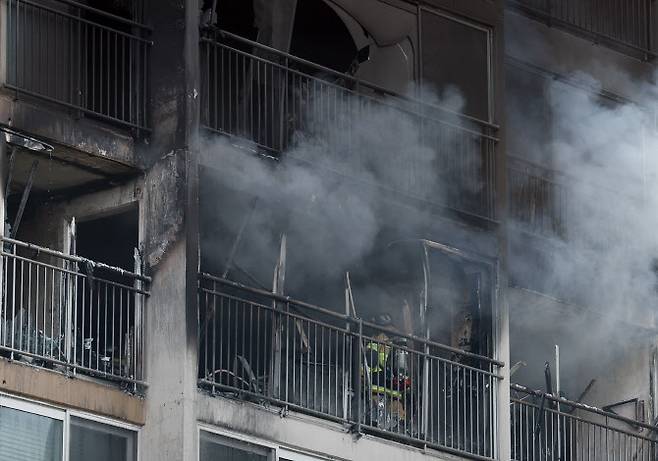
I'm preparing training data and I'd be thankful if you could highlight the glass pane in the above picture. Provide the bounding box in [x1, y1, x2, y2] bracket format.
[421, 11, 490, 120]
[0, 406, 63, 461]
[200, 432, 270, 461]
[69, 417, 136, 461]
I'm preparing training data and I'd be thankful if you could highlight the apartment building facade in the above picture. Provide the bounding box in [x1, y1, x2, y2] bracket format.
[0, 1, 654, 461]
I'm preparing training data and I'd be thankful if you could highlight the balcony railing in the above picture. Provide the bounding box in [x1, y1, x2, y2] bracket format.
[508, 0, 653, 58]
[509, 157, 567, 238]
[5, 0, 151, 131]
[0, 238, 150, 389]
[511, 384, 658, 460]
[200, 30, 498, 221]
[198, 273, 503, 460]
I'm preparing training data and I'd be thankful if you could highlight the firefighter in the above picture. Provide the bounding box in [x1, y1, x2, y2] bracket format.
[366, 332, 393, 395]
[364, 314, 408, 430]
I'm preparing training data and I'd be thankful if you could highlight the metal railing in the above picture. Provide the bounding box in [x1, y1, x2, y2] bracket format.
[0, 238, 150, 388]
[5, 0, 151, 131]
[200, 30, 498, 221]
[509, 157, 567, 238]
[508, 0, 653, 58]
[511, 384, 658, 461]
[199, 273, 503, 460]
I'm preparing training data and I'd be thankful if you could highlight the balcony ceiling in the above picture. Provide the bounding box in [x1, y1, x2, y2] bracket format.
[6, 142, 138, 199]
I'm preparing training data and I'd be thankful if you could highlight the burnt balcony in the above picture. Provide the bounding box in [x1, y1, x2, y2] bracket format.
[511, 384, 658, 460]
[200, 30, 499, 222]
[509, 156, 567, 239]
[5, 0, 151, 131]
[198, 273, 503, 460]
[507, 0, 654, 59]
[0, 238, 150, 390]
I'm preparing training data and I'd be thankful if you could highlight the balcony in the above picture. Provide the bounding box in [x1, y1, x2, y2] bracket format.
[200, 30, 498, 222]
[507, 0, 654, 59]
[5, 0, 151, 131]
[511, 384, 658, 460]
[509, 156, 567, 238]
[198, 273, 503, 460]
[0, 238, 150, 390]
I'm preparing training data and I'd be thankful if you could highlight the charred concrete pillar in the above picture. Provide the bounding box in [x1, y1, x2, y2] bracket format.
[139, 0, 200, 460]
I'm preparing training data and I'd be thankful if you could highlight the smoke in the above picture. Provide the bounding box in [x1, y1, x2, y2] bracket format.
[198, 83, 479, 318]
[511, 74, 658, 318]
[507, 48, 658, 397]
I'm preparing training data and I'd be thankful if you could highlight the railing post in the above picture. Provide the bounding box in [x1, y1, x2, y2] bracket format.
[64, 259, 73, 371]
[351, 318, 363, 434]
[133, 248, 144, 392]
[65, 218, 77, 377]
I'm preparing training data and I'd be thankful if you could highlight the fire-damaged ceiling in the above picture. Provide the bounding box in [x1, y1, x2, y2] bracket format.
[5, 136, 139, 200]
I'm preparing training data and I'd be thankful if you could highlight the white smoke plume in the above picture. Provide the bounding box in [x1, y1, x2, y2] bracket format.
[507, 51, 658, 401]
[198, 83, 484, 318]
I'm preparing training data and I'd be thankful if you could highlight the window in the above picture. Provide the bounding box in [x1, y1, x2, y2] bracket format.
[69, 417, 136, 461]
[0, 396, 138, 461]
[199, 431, 329, 461]
[200, 431, 273, 461]
[0, 403, 63, 461]
[278, 449, 326, 461]
[420, 9, 492, 121]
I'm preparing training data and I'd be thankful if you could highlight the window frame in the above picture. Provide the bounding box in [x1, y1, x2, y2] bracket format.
[417, 5, 494, 123]
[198, 425, 330, 461]
[0, 395, 67, 461]
[0, 393, 140, 461]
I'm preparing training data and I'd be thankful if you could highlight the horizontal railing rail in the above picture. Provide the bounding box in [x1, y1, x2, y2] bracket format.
[200, 29, 498, 221]
[508, 0, 654, 58]
[199, 273, 502, 460]
[508, 156, 567, 238]
[6, 0, 151, 130]
[0, 238, 150, 389]
[511, 383, 658, 461]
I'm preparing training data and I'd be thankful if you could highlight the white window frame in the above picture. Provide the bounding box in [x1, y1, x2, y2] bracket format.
[0, 393, 140, 461]
[0, 394, 68, 461]
[277, 448, 333, 461]
[198, 424, 330, 461]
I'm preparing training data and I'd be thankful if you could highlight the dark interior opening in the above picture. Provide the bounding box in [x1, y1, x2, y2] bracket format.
[215, 0, 258, 41]
[76, 207, 139, 272]
[290, 0, 356, 73]
[74, 207, 139, 379]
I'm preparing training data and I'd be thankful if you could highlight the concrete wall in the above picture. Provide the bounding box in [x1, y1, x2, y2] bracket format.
[0, 358, 144, 424]
[197, 393, 465, 461]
